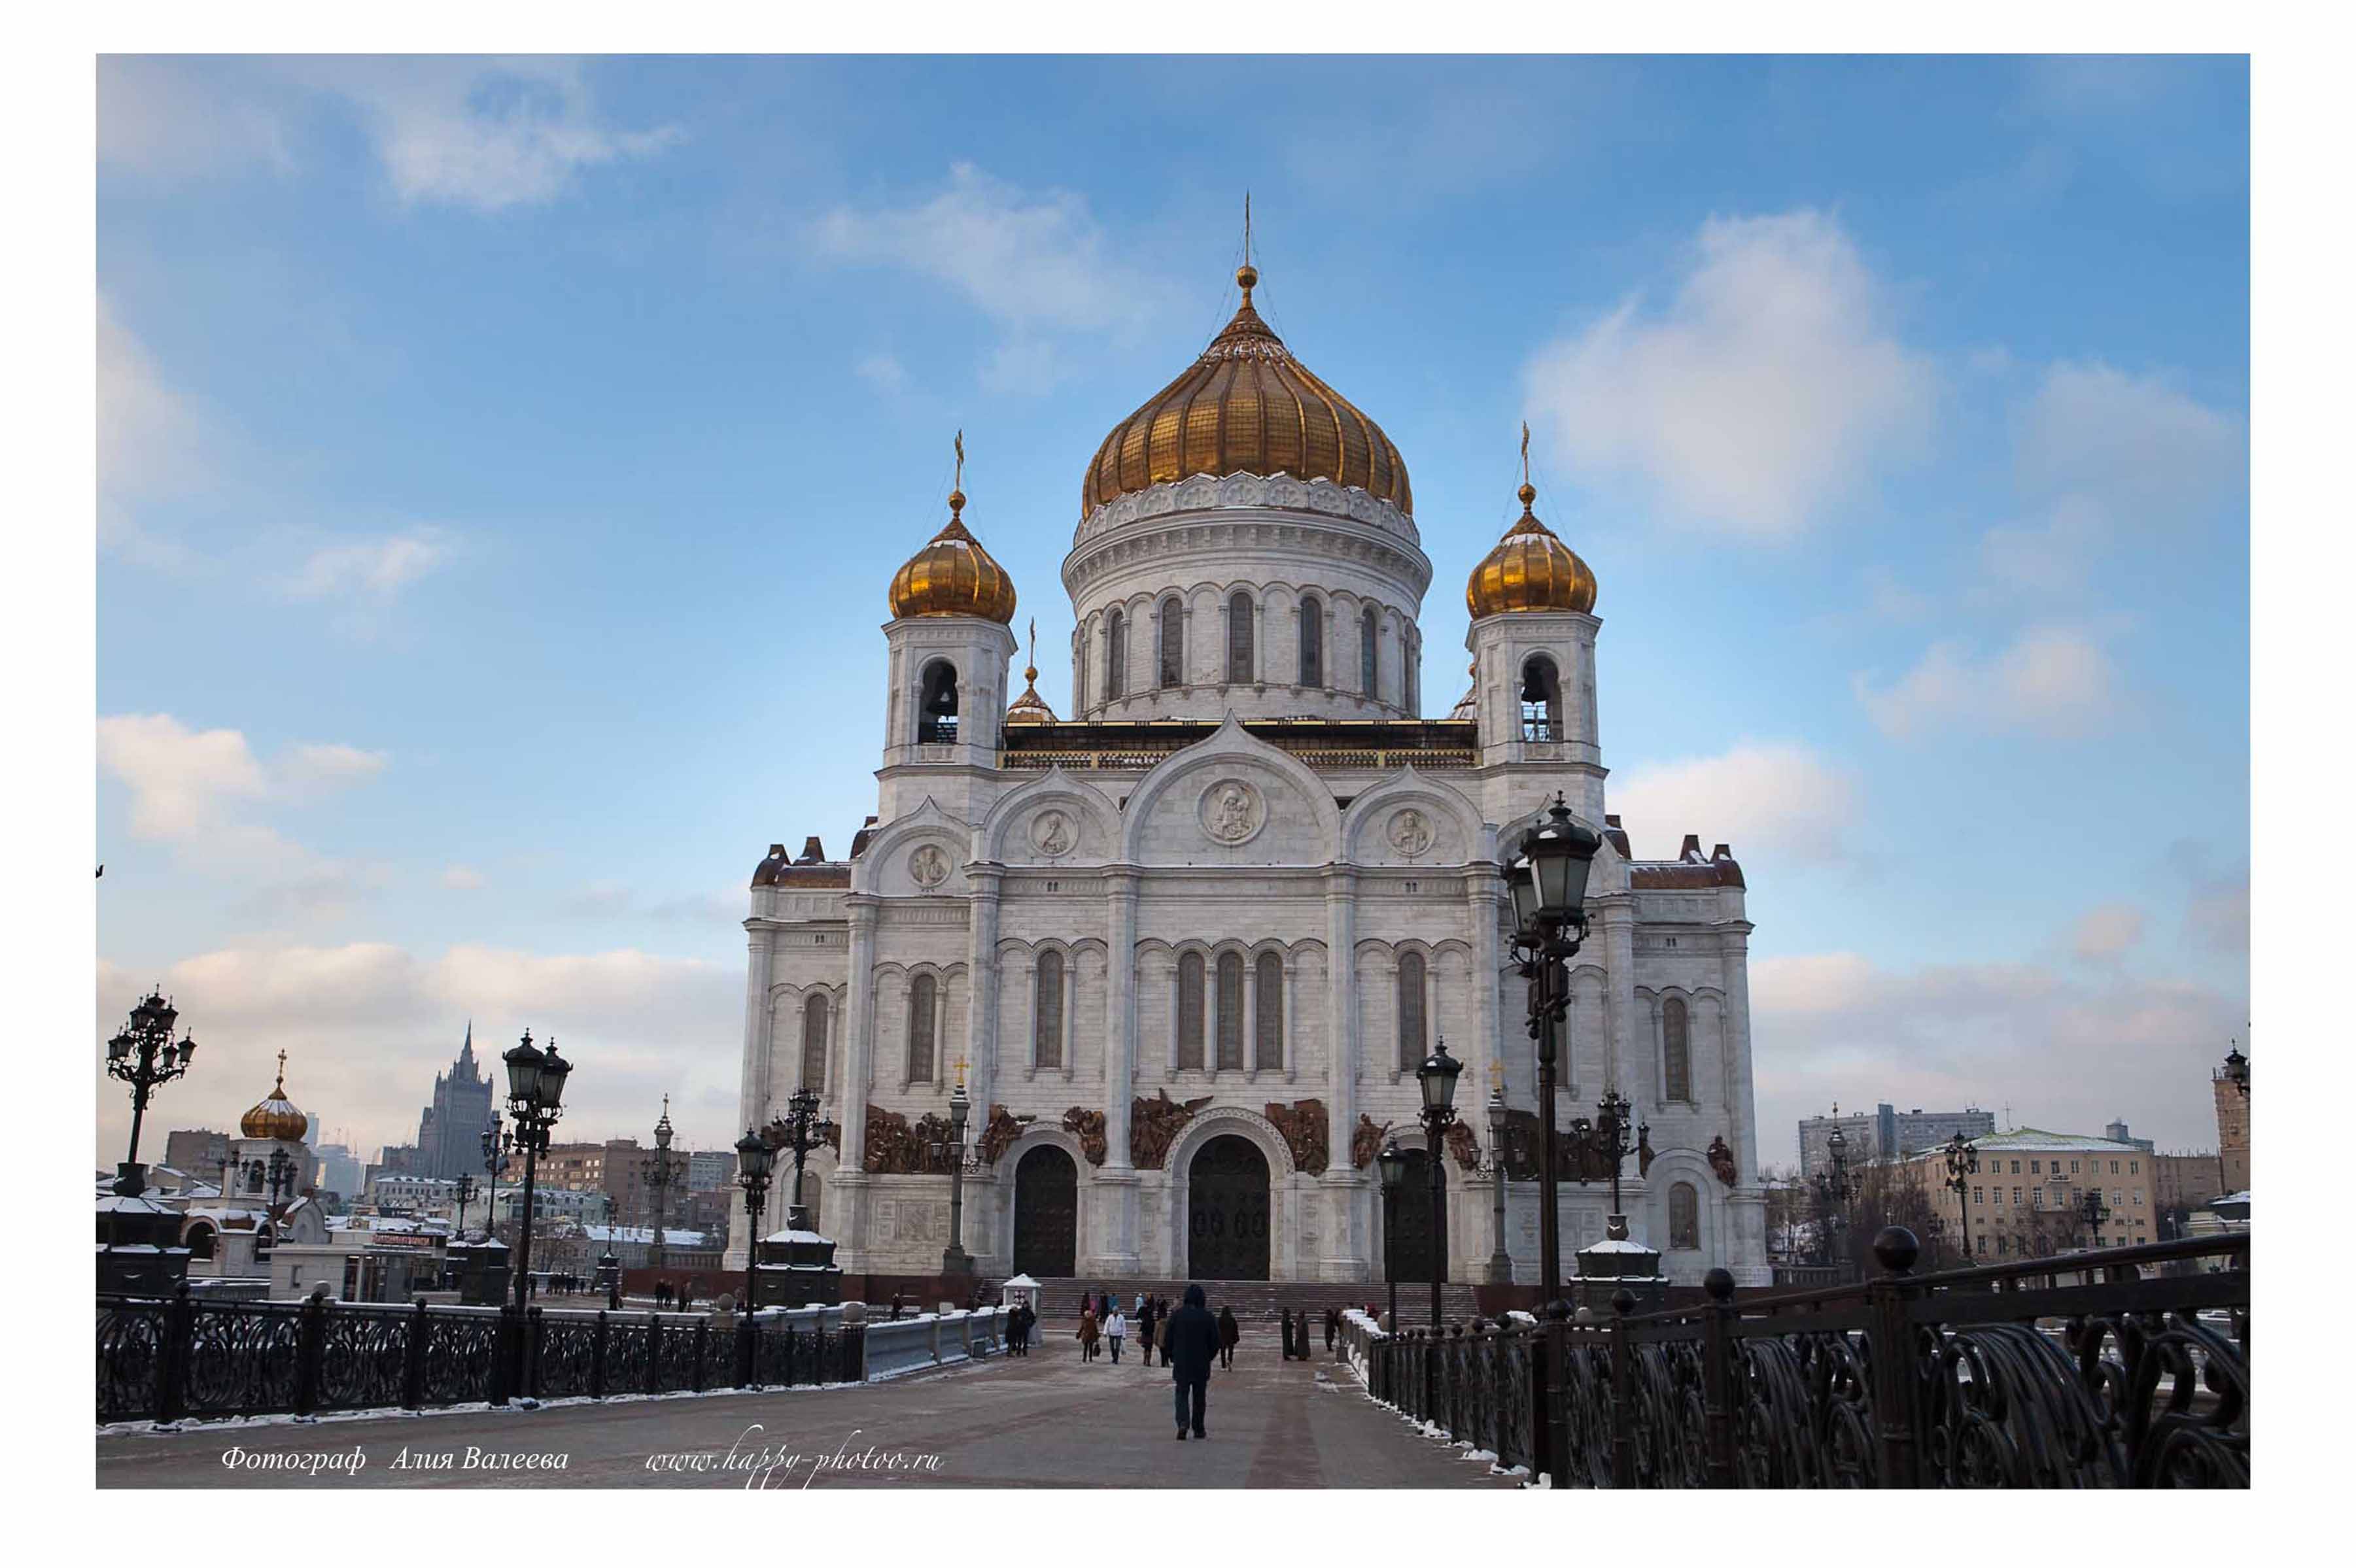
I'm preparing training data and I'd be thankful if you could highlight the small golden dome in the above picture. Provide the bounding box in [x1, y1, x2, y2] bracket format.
[1467, 482, 1597, 617]
[889, 492, 1017, 624]
[1081, 263, 1412, 518]
[1005, 619, 1058, 725]
[239, 1051, 308, 1142]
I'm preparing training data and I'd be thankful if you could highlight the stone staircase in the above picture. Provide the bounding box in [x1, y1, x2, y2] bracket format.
[990, 1276, 1485, 1337]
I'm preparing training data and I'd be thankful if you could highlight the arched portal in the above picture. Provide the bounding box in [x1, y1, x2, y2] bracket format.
[1385, 1148, 1445, 1286]
[1187, 1134, 1270, 1280]
[1012, 1144, 1078, 1278]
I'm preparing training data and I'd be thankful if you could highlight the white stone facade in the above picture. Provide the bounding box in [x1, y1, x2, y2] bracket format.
[730, 469, 1771, 1289]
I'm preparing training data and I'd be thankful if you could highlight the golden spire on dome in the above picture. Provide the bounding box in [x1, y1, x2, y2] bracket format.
[1465, 424, 1598, 617]
[1006, 616, 1058, 724]
[890, 430, 1018, 623]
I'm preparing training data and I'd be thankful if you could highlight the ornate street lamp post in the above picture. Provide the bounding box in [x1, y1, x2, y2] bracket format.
[1592, 1089, 1641, 1225]
[1814, 1118, 1856, 1272]
[735, 1127, 775, 1384]
[266, 1147, 296, 1207]
[481, 1117, 513, 1242]
[1483, 1065, 1512, 1284]
[935, 1070, 976, 1275]
[642, 1096, 679, 1273]
[452, 1172, 477, 1236]
[103, 989, 199, 1198]
[1376, 1140, 1406, 1331]
[2079, 1185, 2111, 1252]
[1416, 1040, 1463, 1327]
[500, 1029, 573, 1310]
[767, 1087, 838, 1231]
[1506, 794, 1604, 1319]
[1942, 1131, 1979, 1262]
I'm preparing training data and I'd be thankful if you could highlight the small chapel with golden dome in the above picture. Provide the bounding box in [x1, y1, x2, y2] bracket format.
[731, 258, 1769, 1289]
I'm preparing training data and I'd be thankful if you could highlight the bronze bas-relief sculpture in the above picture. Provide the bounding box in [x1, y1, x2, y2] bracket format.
[1062, 1107, 1107, 1166]
[1351, 1114, 1393, 1170]
[1264, 1099, 1329, 1175]
[1130, 1088, 1212, 1169]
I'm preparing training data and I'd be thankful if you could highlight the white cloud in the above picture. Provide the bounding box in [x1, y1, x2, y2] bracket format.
[813, 165, 1169, 389]
[1750, 949, 2245, 1154]
[2070, 902, 2147, 963]
[1856, 626, 2122, 740]
[284, 742, 391, 792]
[95, 714, 267, 840]
[2016, 361, 2243, 526]
[1523, 210, 1937, 540]
[98, 56, 298, 181]
[854, 351, 907, 392]
[285, 530, 452, 601]
[1610, 743, 1861, 866]
[2185, 874, 2250, 957]
[97, 296, 205, 560]
[98, 57, 680, 213]
[96, 942, 741, 1161]
[441, 864, 487, 891]
[97, 715, 389, 911]
[1980, 495, 2109, 596]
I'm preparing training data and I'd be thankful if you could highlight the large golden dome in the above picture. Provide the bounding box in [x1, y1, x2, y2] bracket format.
[889, 490, 1017, 624]
[1467, 484, 1597, 617]
[239, 1051, 308, 1142]
[1081, 265, 1412, 519]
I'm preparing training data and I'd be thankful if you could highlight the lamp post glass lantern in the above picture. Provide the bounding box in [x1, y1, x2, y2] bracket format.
[735, 1128, 775, 1316]
[642, 1096, 679, 1273]
[1508, 793, 1604, 1318]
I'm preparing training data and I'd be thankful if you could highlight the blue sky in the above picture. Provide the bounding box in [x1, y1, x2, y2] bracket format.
[94, 54, 2249, 1167]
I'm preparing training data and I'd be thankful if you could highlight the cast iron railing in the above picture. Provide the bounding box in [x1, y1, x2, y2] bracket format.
[96, 1291, 883, 1427]
[1351, 1228, 2247, 1488]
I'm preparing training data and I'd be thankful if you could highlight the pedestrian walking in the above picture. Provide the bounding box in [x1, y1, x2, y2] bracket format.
[1325, 1306, 1339, 1352]
[1166, 1284, 1220, 1439]
[1105, 1304, 1127, 1363]
[1218, 1304, 1239, 1369]
[1009, 1301, 1032, 1355]
[1137, 1295, 1158, 1365]
[1078, 1303, 1101, 1362]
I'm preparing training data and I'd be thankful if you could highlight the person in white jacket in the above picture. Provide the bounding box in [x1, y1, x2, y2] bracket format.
[1104, 1306, 1128, 1364]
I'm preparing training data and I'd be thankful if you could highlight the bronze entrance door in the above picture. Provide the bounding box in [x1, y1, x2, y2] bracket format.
[1187, 1135, 1270, 1280]
[1012, 1145, 1078, 1278]
[1387, 1148, 1445, 1285]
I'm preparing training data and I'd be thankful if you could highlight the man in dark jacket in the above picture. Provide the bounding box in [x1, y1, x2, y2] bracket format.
[1137, 1295, 1158, 1366]
[1164, 1284, 1221, 1439]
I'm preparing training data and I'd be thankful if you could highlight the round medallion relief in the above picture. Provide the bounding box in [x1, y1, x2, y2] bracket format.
[1388, 808, 1433, 858]
[1030, 809, 1074, 858]
[1199, 779, 1266, 846]
[908, 845, 951, 889]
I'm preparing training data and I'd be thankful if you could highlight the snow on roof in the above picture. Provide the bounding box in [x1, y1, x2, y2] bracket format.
[581, 1224, 710, 1247]
[762, 1228, 830, 1245]
[1002, 1273, 1040, 1288]
[1928, 1127, 2144, 1155]
[94, 1195, 176, 1217]
[1578, 1238, 1661, 1254]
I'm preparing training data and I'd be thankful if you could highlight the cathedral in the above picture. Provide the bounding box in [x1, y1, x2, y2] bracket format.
[729, 259, 1771, 1289]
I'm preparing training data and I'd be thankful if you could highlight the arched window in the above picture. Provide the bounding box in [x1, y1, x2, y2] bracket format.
[1396, 951, 1427, 1072]
[1215, 953, 1245, 1070]
[186, 1223, 217, 1261]
[1254, 952, 1283, 1071]
[1662, 996, 1691, 1103]
[1106, 609, 1127, 699]
[906, 973, 937, 1083]
[1227, 592, 1255, 683]
[1158, 597, 1185, 687]
[1074, 627, 1088, 712]
[1298, 595, 1323, 687]
[1669, 1182, 1700, 1250]
[246, 1162, 265, 1196]
[918, 660, 960, 743]
[1360, 605, 1379, 698]
[1519, 655, 1561, 741]
[800, 993, 829, 1093]
[1033, 951, 1064, 1070]
[1177, 952, 1205, 1070]
[1404, 632, 1419, 714]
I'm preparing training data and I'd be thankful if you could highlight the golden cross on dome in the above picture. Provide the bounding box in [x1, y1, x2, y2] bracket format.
[952, 1053, 969, 1088]
[954, 430, 965, 491]
[1488, 1057, 1504, 1094]
[274, 1048, 287, 1091]
[1520, 421, 1531, 486]
[1243, 190, 1252, 267]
